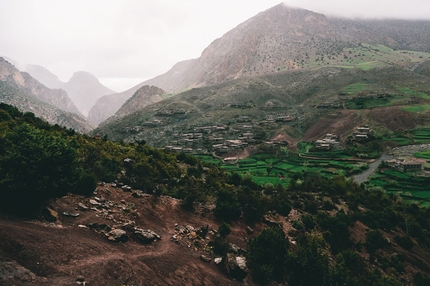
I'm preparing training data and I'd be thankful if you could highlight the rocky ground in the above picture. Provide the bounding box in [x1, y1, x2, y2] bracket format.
[0, 183, 274, 286]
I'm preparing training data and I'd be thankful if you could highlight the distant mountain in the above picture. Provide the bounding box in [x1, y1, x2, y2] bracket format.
[5, 57, 115, 117]
[137, 4, 430, 94]
[61, 71, 115, 117]
[25, 64, 64, 89]
[99, 85, 166, 127]
[0, 58, 92, 132]
[114, 86, 165, 118]
[92, 4, 430, 127]
[88, 60, 194, 126]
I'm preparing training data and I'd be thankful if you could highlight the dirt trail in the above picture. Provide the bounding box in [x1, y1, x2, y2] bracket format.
[0, 184, 257, 286]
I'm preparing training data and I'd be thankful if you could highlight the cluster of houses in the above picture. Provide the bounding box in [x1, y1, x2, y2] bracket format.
[385, 158, 423, 172]
[316, 101, 342, 108]
[162, 113, 295, 155]
[155, 109, 188, 116]
[352, 125, 372, 141]
[260, 114, 295, 126]
[314, 134, 339, 150]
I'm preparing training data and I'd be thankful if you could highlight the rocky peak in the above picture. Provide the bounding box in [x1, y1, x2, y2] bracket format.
[112, 85, 165, 120]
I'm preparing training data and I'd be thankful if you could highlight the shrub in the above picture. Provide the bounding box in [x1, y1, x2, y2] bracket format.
[0, 124, 81, 215]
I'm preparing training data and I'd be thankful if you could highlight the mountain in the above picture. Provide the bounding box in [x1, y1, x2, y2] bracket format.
[138, 4, 430, 94]
[92, 4, 430, 127]
[93, 64, 430, 148]
[24, 64, 63, 89]
[88, 60, 194, 126]
[0, 58, 92, 132]
[6, 58, 115, 117]
[112, 85, 166, 119]
[62, 71, 115, 117]
[0, 58, 82, 116]
[88, 84, 145, 126]
[98, 85, 166, 127]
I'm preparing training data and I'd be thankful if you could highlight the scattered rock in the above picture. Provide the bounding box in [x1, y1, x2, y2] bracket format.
[134, 228, 161, 244]
[132, 190, 144, 198]
[62, 212, 79, 217]
[201, 255, 212, 262]
[106, 228, 128, 243]
[89, 199, 99, 206]
[77, 203, 88, 211]
[89, 223, 111, 233]
[214, 257, 223, 265]
[121, 185, 132, 192]
[225, 253, 248, 280]
[245, 226, 254, 234]
[263, 215, 282, 228]
[42, 207, 58, 222]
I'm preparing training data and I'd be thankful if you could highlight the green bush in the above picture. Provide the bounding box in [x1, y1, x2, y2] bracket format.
[0, 124, 81, 215]
[248, 227, 289, 284]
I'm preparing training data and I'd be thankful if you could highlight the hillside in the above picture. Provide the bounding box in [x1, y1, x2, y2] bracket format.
[0, 58, 82, 116]
[87, 60, 195, 126]
[100, 85, 167, 126]
[93, 65, 430, 150]
[1, 103, 430, 285]
[59, 71, 115, 117]
[0, 58, 92, 132]
[92, 4, 430, 130]
[6, 57, 115, 117]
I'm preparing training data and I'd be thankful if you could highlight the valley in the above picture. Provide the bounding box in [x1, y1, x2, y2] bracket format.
[2, 2, 430, 285]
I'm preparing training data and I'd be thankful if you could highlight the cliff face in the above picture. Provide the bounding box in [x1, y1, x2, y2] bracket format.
[136, 4, 430, 95]
[0, 58, 93, 133]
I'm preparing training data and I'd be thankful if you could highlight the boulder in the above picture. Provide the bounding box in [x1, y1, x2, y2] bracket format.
[77, 203, 88, 211]
[89, 223, 111, 233]
[200, 255, 212, 262]
[42, 207, 58, 222]
[106, 229, 128, 243]
[214, 257, 223, 265]
[245, 226, 254, 234]
[134, 229, 161, 244]
[225, 253, 248, 280]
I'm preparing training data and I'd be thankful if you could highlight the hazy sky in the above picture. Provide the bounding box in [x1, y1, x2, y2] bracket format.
[1, 0, 430, 92]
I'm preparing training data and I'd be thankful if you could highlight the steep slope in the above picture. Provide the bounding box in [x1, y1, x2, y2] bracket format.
[0, 58, 92, 132]
[24, 64, 63, 89]
[61, 71, 115, 117]
[136, 4, 430, 95]
[92, 4, 430, 126]
[6, 57, 115, 117]
[93, 65, 430, 148]
[0, 58, 83, 116]
[99, 85, 166, 127]
[88, 60, 195, 126]
[111, 85, 165, 119]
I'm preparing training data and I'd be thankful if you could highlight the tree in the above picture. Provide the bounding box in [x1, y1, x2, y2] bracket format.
[0, 124, 83, 215]
[248, 227, 289, 284]
[214, 189, 241, 222]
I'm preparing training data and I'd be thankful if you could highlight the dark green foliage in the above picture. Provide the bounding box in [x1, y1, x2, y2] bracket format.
[414, 272, 430, 286]
[317, 211, 352, 254]
[248, 227, 289, 284]
[286, 235, 330, 286]
[394, 235, 414, 250]
[0, 124, 82, 215]
[366, 229, 390, 255]
[214, 189, 241, 222]
[330, 250, 364, 286]
[301, 214, 316, 230]
[218, 222, 231, 237]
[74, 173, 97, 197]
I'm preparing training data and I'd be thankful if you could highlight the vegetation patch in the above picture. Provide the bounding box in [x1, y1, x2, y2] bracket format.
[402, 104, 430, 113]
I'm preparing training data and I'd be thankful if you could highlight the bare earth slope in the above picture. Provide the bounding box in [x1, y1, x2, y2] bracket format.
[0, 184, 257, 286]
